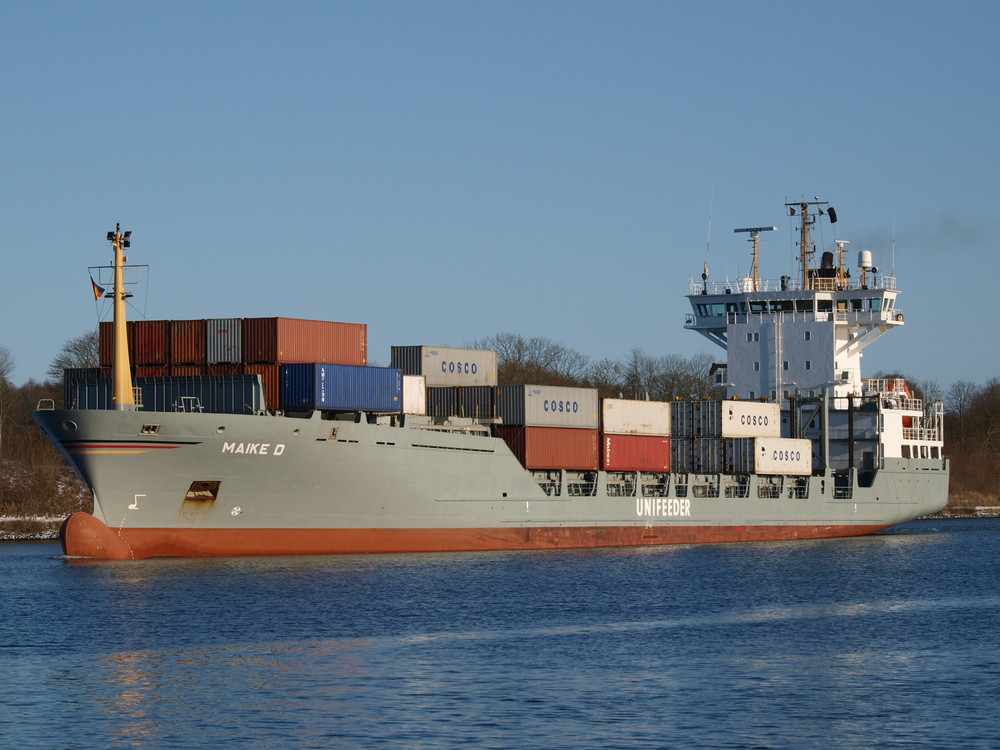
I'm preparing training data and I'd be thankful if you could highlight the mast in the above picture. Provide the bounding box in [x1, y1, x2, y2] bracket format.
[108, 224, 136, 409]
[734, 226, 777, 292]
[786, 199, 835, 289]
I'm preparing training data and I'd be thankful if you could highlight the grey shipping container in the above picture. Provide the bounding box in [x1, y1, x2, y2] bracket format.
[391, 346, 497, 387]
[207, 318, 243, 364]
[496, 385, 598, 429]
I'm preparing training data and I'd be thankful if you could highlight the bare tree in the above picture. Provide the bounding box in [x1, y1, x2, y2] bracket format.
[47, 329, 100, 382]
[0, 345, 13, 460]
[947, 380, 979, 451]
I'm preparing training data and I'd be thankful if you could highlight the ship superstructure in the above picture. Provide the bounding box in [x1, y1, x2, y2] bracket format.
[35, 203, 949, 559]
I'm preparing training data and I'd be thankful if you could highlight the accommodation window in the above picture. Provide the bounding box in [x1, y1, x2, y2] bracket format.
[805, 361, 812, 370]
[753, 362, 760, 371]
[804, 331, 811, 341]
[901, 445, 911, 458]
[782, 361, 789, 371]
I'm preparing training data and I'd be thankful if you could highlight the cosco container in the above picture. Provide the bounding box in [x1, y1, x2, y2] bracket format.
[496, 385, 598, 429]
[243, 318, 367, 365]
[391, 346, 498, 387]
[601, 434, 671, 471]
[169, 319, 207, 365]
[280, 363, 402, 412]
[601, 398, 670, 436]
[730, 437, 812, 476]
[207, 318, 242, 364]
[494, 426, 599, 470]
[672, 400, 780, 438]
[403, 375, 427, 415]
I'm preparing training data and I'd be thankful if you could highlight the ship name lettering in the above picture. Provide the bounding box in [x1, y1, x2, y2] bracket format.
[222, 442, 286, 456]
[635, 497, 691, 518]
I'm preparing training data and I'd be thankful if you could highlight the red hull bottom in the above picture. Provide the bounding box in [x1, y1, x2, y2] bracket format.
[60, 511, 891, 560]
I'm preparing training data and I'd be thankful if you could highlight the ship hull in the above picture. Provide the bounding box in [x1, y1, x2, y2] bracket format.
[38, 407, 949, 560]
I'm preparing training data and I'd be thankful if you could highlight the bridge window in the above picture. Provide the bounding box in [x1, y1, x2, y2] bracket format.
[796, 299, 814, 312]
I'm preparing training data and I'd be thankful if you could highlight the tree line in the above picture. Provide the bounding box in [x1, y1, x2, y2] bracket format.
[0, 331, 996, 524]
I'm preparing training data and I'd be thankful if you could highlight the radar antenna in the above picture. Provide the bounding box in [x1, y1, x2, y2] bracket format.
[733, 226, 776, 292]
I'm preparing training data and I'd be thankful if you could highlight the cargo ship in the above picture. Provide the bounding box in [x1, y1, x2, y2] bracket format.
[35, 203, 949, 559]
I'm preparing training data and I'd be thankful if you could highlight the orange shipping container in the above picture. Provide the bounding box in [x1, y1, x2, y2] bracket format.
[601, 434, 671, 472]
[243, 363, 281, 411]
[494, 426, 598, 471]
[242, 317, 367, 365]
[170, 319, 207, 365]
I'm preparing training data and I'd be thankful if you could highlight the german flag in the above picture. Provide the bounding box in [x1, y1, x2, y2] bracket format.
[91, 276, 106, 300]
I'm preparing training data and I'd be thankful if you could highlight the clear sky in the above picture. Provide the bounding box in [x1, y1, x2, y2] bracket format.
[2, 1, 997, 391]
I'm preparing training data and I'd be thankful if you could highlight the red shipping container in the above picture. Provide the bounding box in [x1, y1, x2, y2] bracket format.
[134, 364, 169, 378]
[601, 434, 671, 471]
[100, 320, 140, 367]
[169, 364, 207, 377]
[243, 363, 281, 411]
[170, 319, 207, 365]
[494, 426, 598, 470]
[242, 317, 367, 365]
[132, 320, 170, 365]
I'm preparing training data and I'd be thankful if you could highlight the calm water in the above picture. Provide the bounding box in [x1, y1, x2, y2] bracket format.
[2, 519, 999, 749]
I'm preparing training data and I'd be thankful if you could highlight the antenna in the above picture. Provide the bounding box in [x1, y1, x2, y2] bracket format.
[734, 226, 776, 292]
[705, 180, 715, 261]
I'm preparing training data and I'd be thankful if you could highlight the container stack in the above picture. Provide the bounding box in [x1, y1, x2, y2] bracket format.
[493, 385, 600, 470]
[600, 398, 671, 471]
[671, 400, 811, 475]
[98, 317, 368, 410]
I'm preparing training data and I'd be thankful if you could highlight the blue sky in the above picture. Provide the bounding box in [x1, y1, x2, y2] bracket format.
[2, 1, 997, 391]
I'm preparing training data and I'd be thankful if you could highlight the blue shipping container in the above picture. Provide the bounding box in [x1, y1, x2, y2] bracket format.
[281, 363, 402, 412]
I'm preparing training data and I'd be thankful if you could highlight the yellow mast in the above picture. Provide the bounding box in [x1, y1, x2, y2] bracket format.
[108, 224, 136, 409]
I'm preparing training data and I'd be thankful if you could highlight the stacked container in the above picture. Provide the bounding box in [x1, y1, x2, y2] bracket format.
[280, 363, 402, 413]
[494, 385, 600, 470]
[670, 400, 811, 476]
[391, 346, 497, 387]
[600, 398, 671, 471]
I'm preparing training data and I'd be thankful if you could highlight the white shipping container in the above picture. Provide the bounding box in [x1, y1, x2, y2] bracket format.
[602, 398, 670, 436]
[497, 385, 599, 429]
[391, 345, 498, 387]
[716, 401, 781, 438]
[403, 375, 427, 415]
[752, 437, 812, 475]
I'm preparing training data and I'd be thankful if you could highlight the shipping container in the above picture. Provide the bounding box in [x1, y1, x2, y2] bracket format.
[391, 346, 497, 387]
[243, 363, 280, 411]
[403, 375, 427, 415]
[494, 426, 599, 470]
[426, 387, 456, 419]
[169, 319, 207, 365]
[206, 318, 242, 364]
[99, 320, 136, 367]
[132, 320, 170, 365]
[496, 385, 599, 429]
[169, 364, 205, 377]
[601, 434, 671, 471]
[243, 317, 367, 365]
[601, 398, 670, 436]
[64, 375, 266, 414]
[280, 363, 402, 412]
[671, 400, 781, 438]
[730, 437, 812, 476]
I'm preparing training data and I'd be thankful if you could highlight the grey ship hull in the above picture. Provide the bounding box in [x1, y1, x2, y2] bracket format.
[36, 406, 949, 559]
